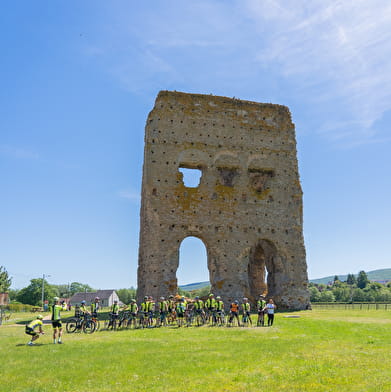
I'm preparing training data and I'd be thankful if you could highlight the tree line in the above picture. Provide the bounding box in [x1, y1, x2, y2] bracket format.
[1, 266, 138, 306]
[2, 266, 391, 306]
[309, 271, 391, 303]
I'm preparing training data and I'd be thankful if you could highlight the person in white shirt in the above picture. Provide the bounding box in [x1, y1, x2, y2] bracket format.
[264, 298, 277, 326]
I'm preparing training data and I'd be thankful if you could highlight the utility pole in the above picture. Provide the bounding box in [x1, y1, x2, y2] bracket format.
[41, 274, 51, 310]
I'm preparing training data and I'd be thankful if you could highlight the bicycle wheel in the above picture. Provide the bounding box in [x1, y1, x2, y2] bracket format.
[66, 318, 78, 333]
[94, 319, 101, 331]
[119, 318, 128, 329]
[83, 320, 96, 334]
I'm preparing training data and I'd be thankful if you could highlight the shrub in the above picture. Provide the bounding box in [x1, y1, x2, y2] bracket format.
[8, 303, 34, 312]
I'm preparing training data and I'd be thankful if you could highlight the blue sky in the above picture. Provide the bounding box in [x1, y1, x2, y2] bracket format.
[1, 1, 390, 290]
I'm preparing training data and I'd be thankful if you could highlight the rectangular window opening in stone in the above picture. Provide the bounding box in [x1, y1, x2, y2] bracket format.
[178, 166, 203, 188]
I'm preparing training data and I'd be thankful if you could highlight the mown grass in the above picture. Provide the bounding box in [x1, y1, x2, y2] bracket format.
[1, 309, 390, 392]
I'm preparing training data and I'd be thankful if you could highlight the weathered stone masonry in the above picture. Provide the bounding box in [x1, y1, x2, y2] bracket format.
[138, 91, 310, 310]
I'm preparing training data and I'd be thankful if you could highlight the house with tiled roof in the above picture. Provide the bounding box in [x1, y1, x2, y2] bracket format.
[69, 290, 120, 307]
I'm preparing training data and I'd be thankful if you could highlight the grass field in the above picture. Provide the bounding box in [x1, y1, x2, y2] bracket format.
[1, 309, 390, 392]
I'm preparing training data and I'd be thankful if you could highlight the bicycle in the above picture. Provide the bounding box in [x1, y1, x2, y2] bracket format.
[118, 310, 130, 329]
[138, 311, 149, 329]
[104, 313, 119, 331]
[216, 310, 226, 326]
[241, 312, 252, 327]
[66, 314, 96, 334]
[185, 310, 194, 327]
[194, 310, 206, 326]
[91, 312, 101, 331]
[257, 310, 265, 327]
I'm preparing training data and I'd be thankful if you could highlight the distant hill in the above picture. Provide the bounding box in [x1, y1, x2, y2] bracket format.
[179, 281, 210, 291]
[179, 269, 391, 290]
[310, 268, 391, 285]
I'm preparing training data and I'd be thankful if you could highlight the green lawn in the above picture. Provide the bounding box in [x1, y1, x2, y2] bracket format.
[1, 309, 390, 392]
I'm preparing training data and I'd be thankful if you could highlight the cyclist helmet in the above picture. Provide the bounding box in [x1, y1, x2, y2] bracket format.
[195, 296, 199, 300]
[114, 300, 118, 303]
[234, 300, 239, 304]
[169, 295, 174, 299]
[81, 300, 86, 304]
[131, 299, 136, 302]
[216, 296, 221, 299]
[243, 297, 248, 301]
[209, 293, 214, 297]
[144, 296, 148, 300]
[160, 297, 165, 300]
[181, 296, 185, 299]
[95, 297, 100, 300]
[53, 296, 59, 301]
[37, 314, 43, 320]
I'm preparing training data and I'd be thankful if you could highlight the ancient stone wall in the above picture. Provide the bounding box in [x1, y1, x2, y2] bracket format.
[138, 91, 310, 310]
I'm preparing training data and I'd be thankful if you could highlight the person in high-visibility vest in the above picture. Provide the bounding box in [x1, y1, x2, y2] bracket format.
[25, 314, 45, 345]
[176, 298, 186, 327]
[91, 297, 100, 317]
[205, 293, 217, 324]
[257, 295, 266, 327]
[128, 299, 138, 315]
[193, 296, 204, 314]
[79, 300, 90, 315]
[241, 297, 252, 326]
[109, 300, 120, 327]
[158, 297, 168, 326]
[51, 297, 64, 344]
[147, 296, 155, 327]
[141, 296, 149, 313]
[215, 296, 225, 325]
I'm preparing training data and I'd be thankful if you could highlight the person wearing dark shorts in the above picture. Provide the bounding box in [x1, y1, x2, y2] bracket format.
[265, 298, 277, 326]
[25, 315, 44, 345]
[51, 297, 63, 344]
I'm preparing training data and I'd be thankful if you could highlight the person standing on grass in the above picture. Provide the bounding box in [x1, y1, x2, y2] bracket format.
[51, 297, 64, 344]
[176, 297, 186, 327]
[241, 297, 252, 326]
[257, 295, 266, 327]
[265, 298, 276, 326]
[158, 297, 168, 326]
[229, 300, 240, 326]
[91, 297, 100, 318]
[25, 315, 44, 345]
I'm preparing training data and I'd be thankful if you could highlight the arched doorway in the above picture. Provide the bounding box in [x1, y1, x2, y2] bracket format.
[248, 240, 279, 301]
[177, 236, 210, 290]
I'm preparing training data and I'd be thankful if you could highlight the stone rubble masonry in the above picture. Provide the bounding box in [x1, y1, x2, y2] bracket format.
[137, 91, 310, 310]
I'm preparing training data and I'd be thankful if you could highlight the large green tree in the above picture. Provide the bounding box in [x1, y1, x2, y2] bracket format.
[69, 282, 94, 295]
[357, 270, 369, 289]
[117, 287, 137, 304]
[0, 266, 12, 292]
[346, 273, 356, 285]
[16, 278, 57, 306]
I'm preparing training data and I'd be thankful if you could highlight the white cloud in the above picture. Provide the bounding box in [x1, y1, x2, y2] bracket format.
[244, 0, 391, 142]
[84, 1, 391, 146]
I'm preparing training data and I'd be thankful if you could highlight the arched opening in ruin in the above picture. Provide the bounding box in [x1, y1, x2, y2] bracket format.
[248, 239, 278, 300]
[176, 236, 210, 291]
[178, 167, 202, 187]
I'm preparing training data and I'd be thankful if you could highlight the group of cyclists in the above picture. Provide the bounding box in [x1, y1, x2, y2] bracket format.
[101, 293, 277, 329]
[25, 293, 277, 344]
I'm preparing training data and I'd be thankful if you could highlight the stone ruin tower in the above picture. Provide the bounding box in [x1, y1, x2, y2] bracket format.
[138, 91, 310, 310]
